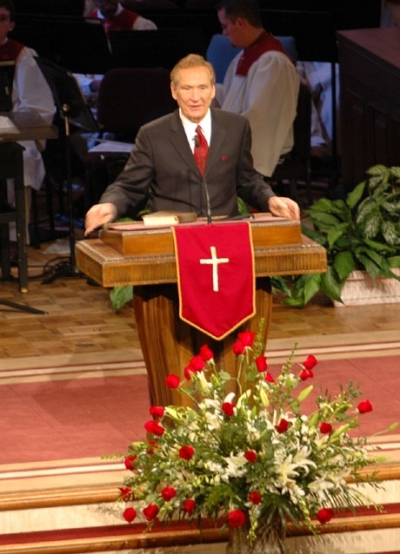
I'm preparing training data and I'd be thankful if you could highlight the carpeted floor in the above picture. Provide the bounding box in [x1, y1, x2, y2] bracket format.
[1, 343, 399, 466]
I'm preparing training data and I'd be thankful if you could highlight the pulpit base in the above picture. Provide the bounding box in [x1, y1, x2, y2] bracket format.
[133, 278, 272, 407]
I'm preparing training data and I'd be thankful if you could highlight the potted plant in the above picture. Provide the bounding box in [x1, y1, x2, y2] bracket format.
[114, 324, 396, 553]
[280, 164, 400, 307]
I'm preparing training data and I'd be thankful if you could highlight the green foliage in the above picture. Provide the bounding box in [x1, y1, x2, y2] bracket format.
[110, 285, 133, 313]
[281, 165, 400, 307]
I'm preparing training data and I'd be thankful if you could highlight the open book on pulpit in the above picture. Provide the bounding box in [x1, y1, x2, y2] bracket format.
[142, 211, 197, 226]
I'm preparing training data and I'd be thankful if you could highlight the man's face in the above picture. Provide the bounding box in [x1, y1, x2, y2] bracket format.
[0, 7, 14, 44]
[94, 0, 119, 18]
[171, 66, 215, 124]
[217, 8, 243, 48]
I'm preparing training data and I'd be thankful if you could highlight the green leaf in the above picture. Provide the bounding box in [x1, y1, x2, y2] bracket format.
[297, 385, 313, 402]
[109, 286, 133, 313]
[381, 220, 400, 246]
[363, 238, 396, 253]
[302, 273, 322, 305]
[219, 370, 232, 381]
[346, 181, 366, 209]
[366, 164, 388, 177]
[388, 256, 400, 268]
[333, 251, 356, 281]
[259, 387, 269, 407]
[356, 197, 377, 226]
[319, 267, 343, 302]
[389, 166, 400, 179]
[355, 253, 381, 279]
[362, 213, 381, 239]
[308, 211, 343, 229]
[327, 223, 348, 249]
[301, 225, 328, 246]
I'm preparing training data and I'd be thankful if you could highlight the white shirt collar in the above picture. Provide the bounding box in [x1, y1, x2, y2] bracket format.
[179, 109, 212, 152]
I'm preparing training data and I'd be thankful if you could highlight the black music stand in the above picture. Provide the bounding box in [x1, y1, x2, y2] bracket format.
[35, 58, 100, 285]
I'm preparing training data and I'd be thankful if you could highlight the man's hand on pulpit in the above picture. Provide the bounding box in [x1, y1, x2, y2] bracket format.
[268, 196, 300, 221]
[85, 203, 118, 235]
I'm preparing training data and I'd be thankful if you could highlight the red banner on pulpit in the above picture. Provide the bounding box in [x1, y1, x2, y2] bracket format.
[172, 222, 255, 340]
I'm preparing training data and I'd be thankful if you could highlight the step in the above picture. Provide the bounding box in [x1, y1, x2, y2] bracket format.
[1, 459, 399, 554]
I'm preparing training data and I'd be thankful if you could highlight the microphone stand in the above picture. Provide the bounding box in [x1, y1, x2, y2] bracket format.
[194, 133, 212, 225]
[202, 176, 212, 225]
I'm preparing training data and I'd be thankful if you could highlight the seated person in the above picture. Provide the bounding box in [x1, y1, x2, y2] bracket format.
[214, 0, 299, 179]
[85, 54, 299, 236]
[0, 0, 55, 243]
[78, 0, 157, 104]
[87, 0, 157, 36]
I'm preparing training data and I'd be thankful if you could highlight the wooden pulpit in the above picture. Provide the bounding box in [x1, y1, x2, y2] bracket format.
[75, 215, 326, 407]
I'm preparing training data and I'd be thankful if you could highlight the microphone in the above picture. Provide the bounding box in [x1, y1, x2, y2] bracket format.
[202, 175, 212, 225]
[193, 134, 211, 223]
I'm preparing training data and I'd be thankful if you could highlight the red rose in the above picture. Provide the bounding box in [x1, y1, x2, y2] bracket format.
[255, 356, 268, 372]
[316, 507, 334, 524]
[179, 445, 195, 460]
[358, 399, 373, 414]
[123, 506, 137, 523]
[276, 418, 290, 433]
[227, 509, 247, 528]
[149, 405, 165, 418]
[184, 365, 194, 380]
[165, 374, 180, 388]
[238, 331, 255, 347]
[199, 344, 214, 361]
[319, 422, 333, 434]
[119, 486, 133, 501]
[302, 355, 318, 370]
[222, 402, 235, 417]
[299, 368, 313, 381]
[161, 486, 177, 501]
[144, 420, 165, 436]
[189, 355, 205, 371]
[249, 491, 262, 505]
[265, 372, 275, 383]
[244, 449, 257, 463]
[182, 498, 196, 515]
[143, 503, 159, 521]
[124, 455, 137, 470]
[233, 340, 245, 356]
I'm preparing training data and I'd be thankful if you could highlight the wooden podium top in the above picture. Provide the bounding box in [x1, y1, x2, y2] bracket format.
[75, 216, 327, 288]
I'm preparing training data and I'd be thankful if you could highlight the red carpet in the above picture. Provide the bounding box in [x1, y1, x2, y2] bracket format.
[0, 353, 399, 465]
[0, 368, 149, 465]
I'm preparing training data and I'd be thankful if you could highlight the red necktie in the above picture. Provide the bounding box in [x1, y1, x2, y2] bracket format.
[194, 125, 209, 176]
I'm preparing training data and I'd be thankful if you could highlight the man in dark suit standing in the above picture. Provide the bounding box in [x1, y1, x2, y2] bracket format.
[85, 54, 299, 235]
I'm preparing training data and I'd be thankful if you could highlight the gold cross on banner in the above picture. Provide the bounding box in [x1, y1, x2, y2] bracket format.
[200, 246, 229, 292]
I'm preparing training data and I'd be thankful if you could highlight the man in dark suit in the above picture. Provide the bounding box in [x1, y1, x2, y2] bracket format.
[85, 54, 299, 235]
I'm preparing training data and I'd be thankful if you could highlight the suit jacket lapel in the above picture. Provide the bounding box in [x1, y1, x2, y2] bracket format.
[168, 111, 199, 175]
[167, 109, 228, 177]
[206, 109, 228, 175]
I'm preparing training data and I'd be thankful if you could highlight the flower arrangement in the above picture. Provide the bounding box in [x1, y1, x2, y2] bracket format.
[116, 323, 395, 547]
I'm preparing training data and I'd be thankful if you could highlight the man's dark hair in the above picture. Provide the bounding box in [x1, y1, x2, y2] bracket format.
[0, 0, 16, 21]
[215, 0, 262, 28]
